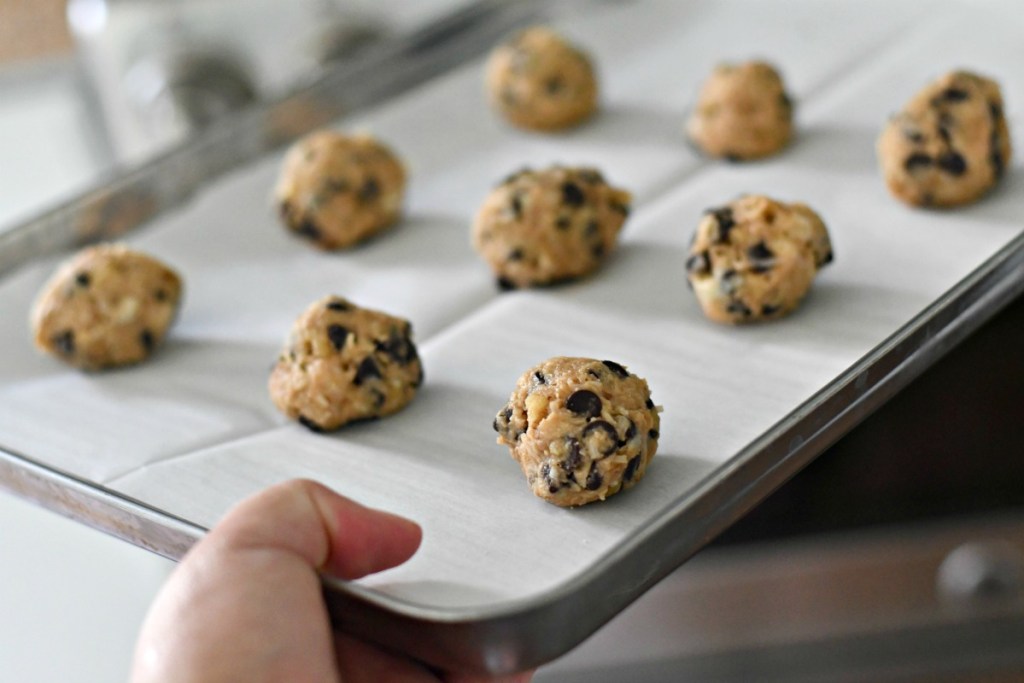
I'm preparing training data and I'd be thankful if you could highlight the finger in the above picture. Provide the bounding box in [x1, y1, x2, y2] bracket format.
[132, 479, 422, 683]
[210, 478, 422, 579]
[334, 633, 440, 683]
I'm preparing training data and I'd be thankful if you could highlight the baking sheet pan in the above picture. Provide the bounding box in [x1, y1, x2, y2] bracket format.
[2, 0, 1023, 674]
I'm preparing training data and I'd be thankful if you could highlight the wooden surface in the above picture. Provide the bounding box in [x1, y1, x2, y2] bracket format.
[0, 0, 72, 64]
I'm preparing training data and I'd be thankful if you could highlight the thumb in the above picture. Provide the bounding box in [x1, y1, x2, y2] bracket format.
[132, 479, 421, 683]
[208, 478, 422, 579]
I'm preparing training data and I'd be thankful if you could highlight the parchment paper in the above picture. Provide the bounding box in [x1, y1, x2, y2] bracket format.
[1, 0, 1021, 610]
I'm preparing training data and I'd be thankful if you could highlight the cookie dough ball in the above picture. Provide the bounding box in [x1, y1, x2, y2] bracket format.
[494, 357, 660, 507]
[685, 195, 832, 324]
[472, 166, 631, 289]
[269, 295, 422, 432]
[274, 130, 405, 249]
[30, 243, 182, 370]
[686, 61, 794, 161]
[878, 70, 1011, 208]
[485, 26, 598, 131]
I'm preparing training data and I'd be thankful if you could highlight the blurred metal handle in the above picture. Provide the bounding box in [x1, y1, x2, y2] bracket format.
[0, 0, 544, 278]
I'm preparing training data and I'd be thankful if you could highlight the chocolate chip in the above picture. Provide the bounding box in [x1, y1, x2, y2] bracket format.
[354, 357, 381, 385]
[623, 456, 641, 482]
[327, 324, 349, 351]
[371, 389, 387, 409]
[534, 371, 547, 384]
[372, 331, 415, 368]
[762, 304, 780, 316]
[561, 182, 585, 207]
[154, 289, 168, 302]
[779, 91, 793, 110]
[648, 429, 659, 439]
[591, 244, 605, 259]
[602, 360, 629, 378]
[497, 277, 517, 291]
[990, 119, 1006, 178]
[326, 300, 351, 312]
[937, 113, 954, 143]
[727, 300, 752, 317]
[990, 101, 1003, 120]
[584, 220, 599, 237]
[992, 147, 1005, 179]
[562, 438, 582, 472]
[903, 129, 925, 144]
[747, 241, 775, 273]
[707, 207, 736, 244]
[610, 202, 630, 216]
[492, 417, 500, 432]
[686, 251, 711, 276]
[645, 397, 655, 409]
[297, 219, 321, 240]
[140, 329, 154, 352]
[358, 177, 380, 202]
[555, 216, 571, 230]
[937, 151, 967, 176]
[52, 330, 75, 356]
[578, 169, 604, 184]
[298, 415, 325, 433]
[545, 77, 564, 94]
[820, 250, 835, 266]
[540, 463, 559, 494]
[509, 194, 523, 220]
[566, 389, 602, 418]
[939, 87, 969, 103]
[585, 468, 603, 491]
[587, 368, 601, 379]
[620, 419, 637, 447]
[904, 153, 933, 172]
[507, 247, 525, 262]
[582, 419, 620, 457]
[376, 332, 418, 365]
[75, 272, 90, 287]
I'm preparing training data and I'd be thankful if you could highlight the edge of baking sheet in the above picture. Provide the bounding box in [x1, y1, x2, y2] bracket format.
[319, 230, 1024, 673]
[2, 232, 1021, 674]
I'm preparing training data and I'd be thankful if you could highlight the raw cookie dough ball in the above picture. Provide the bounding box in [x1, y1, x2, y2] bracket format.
[493, 357, 660, 507]
[269, 295, 422, 432]
[685, 195, 832, 324]
[30, 243, 182, 370]
[878, 70, 1011, 208]
[485, 26, 598, 131]
[472, 166, 631, 289]
[274, 130, 405, 249]
[686, 61, 794, 161]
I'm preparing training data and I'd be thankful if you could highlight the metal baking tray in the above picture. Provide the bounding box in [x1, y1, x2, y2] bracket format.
[2, 0, 1023, 674]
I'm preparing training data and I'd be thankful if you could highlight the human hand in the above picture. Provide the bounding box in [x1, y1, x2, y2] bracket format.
[131, 479, 532, 683]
